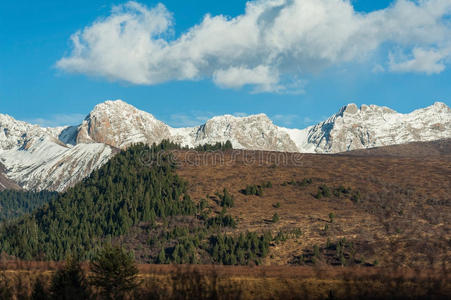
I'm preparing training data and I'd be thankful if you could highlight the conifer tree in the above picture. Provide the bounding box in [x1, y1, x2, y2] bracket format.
[90, 245, 139, 300]
[157, 248, 166, 264]
[49, 256, 89, 300]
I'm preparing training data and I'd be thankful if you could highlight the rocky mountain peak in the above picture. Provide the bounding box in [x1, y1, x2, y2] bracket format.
[89, 99, 144, 115]
[294, 101, 451, 153]
[336, 103, 396, 119]
[204, 113, 271, 127]
[0, 113, 46, 150]
[427, 101, 450, 112]
[194, 113, 297, 152]
[339, 103, 359, 115]
[1, 99, 450, 191]
[76, 99, 170, 149]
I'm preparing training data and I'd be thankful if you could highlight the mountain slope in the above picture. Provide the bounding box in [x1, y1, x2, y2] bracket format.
[0, 100, 450, 191]
[282, 102, 451, 153]
[0, 162, 20, 191]
[342, 138, 451, 157]
[0, 113, 113, 191]
[172, 145, 450, 268]
[0, 143, 196, 260]
[0, 141, 449, 268]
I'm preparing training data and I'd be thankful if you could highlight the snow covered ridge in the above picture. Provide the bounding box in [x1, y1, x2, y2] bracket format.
[0, 100, 450, 191]
[282, 102, 451, 153]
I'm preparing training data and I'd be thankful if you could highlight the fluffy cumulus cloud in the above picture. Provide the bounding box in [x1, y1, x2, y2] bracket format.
[389, 47, 451, 74]
[213, 66, 280, 93]
[57, 0, 451, 92]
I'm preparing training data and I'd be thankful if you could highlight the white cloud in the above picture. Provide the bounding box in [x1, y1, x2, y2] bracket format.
[389, 47, 450, 74]
[28, 113, 85, 127]
[372, 64, 385, 73]
[57, 0, 451, 92]
[213, 65, 279, 92]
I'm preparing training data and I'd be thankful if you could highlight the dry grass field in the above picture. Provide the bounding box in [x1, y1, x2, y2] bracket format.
[0, 262, 449, 299]
[173, 140, 451, 269]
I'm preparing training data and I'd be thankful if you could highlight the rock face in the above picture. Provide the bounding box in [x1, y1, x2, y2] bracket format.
[0, 99, 450, 191]
[76, 100, 171, 148]
[75, 101, 298, 152]
[0, 162, 20, 191]
[171, 114, 298, 152]
[283, 102, 451, 153]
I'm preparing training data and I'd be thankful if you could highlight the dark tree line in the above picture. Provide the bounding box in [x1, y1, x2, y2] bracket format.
[0, 190, 57, 222]
[208, 232, 272, 265]
[194, 140, 233, 152]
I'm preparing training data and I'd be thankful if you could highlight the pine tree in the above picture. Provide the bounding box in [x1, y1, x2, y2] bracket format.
[157, 248, 166, 264]
[49, 256, 89, 300]
[90, 245, 139, 300]
[221, 188, 234, 208]
[224, 140, 233, 150]
[329, 212, 335, 223]
[31, 277, 48, 300]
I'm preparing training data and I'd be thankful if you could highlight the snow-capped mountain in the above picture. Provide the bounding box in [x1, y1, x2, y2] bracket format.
[283, 102, 451, 153]
[171, 113, 299, 152]
[76, 100, 171, 148]
[0, 113, 113, 191]
[0, 100, 450, 191]
[74, 100, 298, 152]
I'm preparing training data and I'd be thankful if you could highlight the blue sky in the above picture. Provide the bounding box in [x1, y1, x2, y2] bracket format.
[1, 0, 450, 128]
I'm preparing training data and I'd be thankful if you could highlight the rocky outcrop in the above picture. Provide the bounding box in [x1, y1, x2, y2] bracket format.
[283, 102, 451, 153]
[76, 100, 171, 148]
[0, 162, 20, 191]
[1, 99, 450, 191]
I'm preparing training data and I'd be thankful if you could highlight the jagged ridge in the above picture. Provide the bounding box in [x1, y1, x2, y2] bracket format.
[0, 99, 450, 191]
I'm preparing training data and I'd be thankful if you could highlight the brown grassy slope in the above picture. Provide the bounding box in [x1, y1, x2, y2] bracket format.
[343, 138, 451, 157]
[173, 144, 451, 268]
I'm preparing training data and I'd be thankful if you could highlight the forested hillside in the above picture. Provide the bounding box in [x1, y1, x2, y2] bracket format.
[0, 141, 198, 260]
[0, 190, 57, 221]
[0, 141, 270, 264]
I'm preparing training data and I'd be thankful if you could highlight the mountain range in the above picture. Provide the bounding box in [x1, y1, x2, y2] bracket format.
[1, 100, 450, 191]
